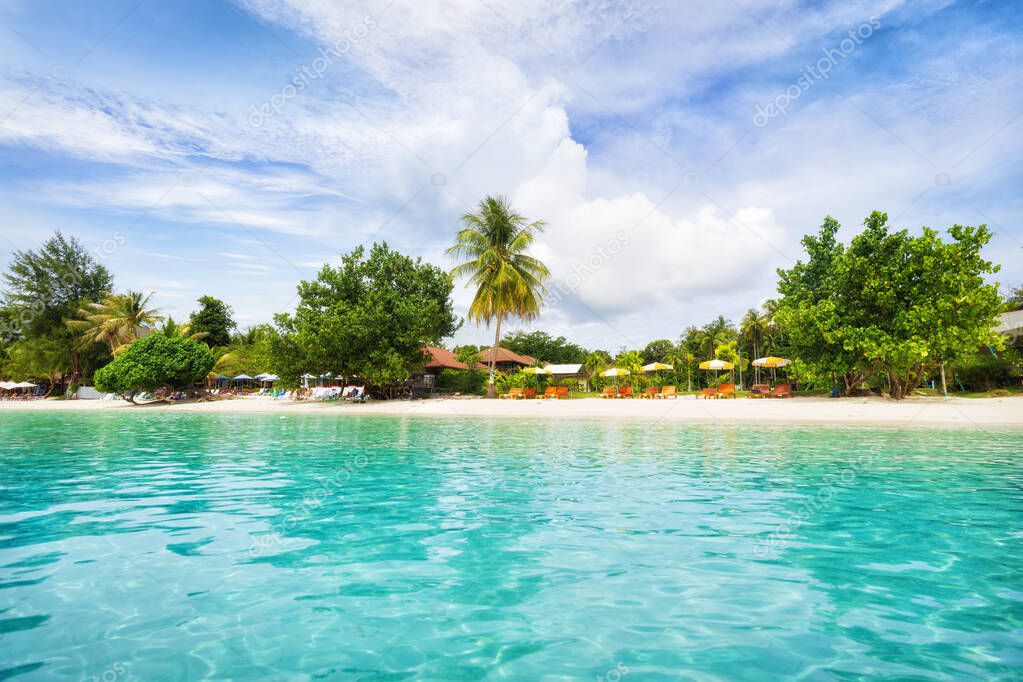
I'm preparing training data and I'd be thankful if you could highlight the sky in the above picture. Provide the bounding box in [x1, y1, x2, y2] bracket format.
[0, 0, 1020, 351]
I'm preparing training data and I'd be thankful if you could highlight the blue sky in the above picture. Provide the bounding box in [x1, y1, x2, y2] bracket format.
[1, 0, 1020, 348]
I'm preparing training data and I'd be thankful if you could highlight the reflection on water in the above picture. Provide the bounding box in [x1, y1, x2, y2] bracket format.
[1, 412, 1021, 680]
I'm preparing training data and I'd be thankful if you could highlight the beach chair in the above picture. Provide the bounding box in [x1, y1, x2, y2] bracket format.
[718, 383, 736, 399]
[750, 383, 770, 398]
[500, 387, 524, 400]
[556, 386, 569, 399]
[770, 383, 792, 398]
[618, 386, 633, 399]
[657, 386, 677, 399]
[541, 386, 558, 399]
[601, 386, 617, 399]
[700, 387, 718, 399]
[642, 387, 659, 399]
[522, 387, 537, 399]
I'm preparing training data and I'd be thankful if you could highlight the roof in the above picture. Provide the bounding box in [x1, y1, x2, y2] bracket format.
[423, 346, 486, 370]
[544, 363, 584, 375]
[996, 310, 1023, 339]
[478, 346, 536, 366]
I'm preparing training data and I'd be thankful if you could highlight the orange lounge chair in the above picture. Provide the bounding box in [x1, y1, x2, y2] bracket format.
[770, 383, 792, 398]
[618, 386, 633, 399]
[657, 386, 677, 399]
[556, 386, 570, 399]
[643, 387, 659, 399]
[701, 387, 718, 399]
[750, 383, 770, 398]
[601, 386, 617, 398]
[718, 383, 736, 399]
[522, 387, 537, 399]
[500, 387, 523, 400]
[541, 386, 558, 399]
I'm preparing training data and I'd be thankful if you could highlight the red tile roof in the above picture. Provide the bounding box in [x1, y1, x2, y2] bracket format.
[423, 346, 487, 370]
[478, 346, 536, 366]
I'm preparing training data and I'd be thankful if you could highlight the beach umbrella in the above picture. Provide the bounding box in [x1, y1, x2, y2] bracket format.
[642, 362, 674, 388]
[600, 367, 630, 390]
[13, 381, 37, 388]
[213, 374, 230, 382]
[522, 366, 553, 375]
[233, 374, 255, 380]
[699, 359, 734, 385]
[0, 381, 15, 390]
[752, 356, 790, 381]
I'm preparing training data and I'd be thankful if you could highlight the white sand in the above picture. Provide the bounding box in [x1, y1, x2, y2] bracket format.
[2, 394, 1022, 428]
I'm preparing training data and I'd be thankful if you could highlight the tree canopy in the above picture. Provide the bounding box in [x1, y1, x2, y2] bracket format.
[270, 243, 459, 388]
[94, 334, 214, 402]
[190, 295, 236, 347]
[502, 330, 587, 364]
[776, 212, 1003, 398]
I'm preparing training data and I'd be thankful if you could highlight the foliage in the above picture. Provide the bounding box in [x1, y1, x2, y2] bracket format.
[68, 290, 161, 352]
[1, 231, 113, 384]
[94, 334, 215, 402]
[189, 295, 236, 347]
[453, 345, 483, 367]
[213, 325, 273, 377]
[1005, 286, 1023, 312]
[435, 368, 488, 394]
[776, 212, 1004, 398]
[501, 330, 587, 364]
[641, 339, 674, 364]
[2, 334, 72, 383]
[270, 243, 459, 388]
[447, 195, 550, 392]
[159, 316, 208, 343]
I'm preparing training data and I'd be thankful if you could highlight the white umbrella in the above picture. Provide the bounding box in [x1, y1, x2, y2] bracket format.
[260, 374, 279, 382]
[233, 374, 255, 381]
[301, 373, 317, 379]
[0, 381, 15, 390]
[14, 381, 37, 388]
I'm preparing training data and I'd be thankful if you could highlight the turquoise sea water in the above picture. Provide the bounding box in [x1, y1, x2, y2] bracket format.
[1, 412, 1021, 681]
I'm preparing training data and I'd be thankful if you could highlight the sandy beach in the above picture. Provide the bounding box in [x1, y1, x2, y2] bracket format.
[2, 394, 1021, 428]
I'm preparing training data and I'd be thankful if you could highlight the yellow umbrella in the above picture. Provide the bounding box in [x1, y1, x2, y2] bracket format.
[600, 368, 631, 377]
[698, 359, 734, 371]
[751, 357, 790, 368]
[522, 366, 553, 375]
[641, 362, 674, 372]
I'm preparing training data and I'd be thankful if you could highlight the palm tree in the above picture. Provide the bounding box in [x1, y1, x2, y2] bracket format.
[447, 196, 550, 397]
[583, 350, 610, 392]
[159, 316, 208, 343]
[68, 290, 162, 353]
[740, 308, 768, 383]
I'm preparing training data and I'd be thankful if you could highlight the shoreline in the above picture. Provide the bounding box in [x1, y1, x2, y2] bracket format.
[2, 395, 1022, 428]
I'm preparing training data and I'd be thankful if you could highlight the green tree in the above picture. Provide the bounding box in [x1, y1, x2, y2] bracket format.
[447, 195, 550, 397]
[454, 345, 483, 368]
[189, 295, 236, 347]
[94, 334, 215, 403]
[583, 350, 611, 391]
[159, 316, 208, 342]
[271, 243, 459, 389]
[68, 290, 162, 353]
[641, 339, 674, 364]
[777, 212, 1003, 398]
[1004, 286, 1023, 312]
[501, 330, 587, 364]
[1, 231, 112, 387]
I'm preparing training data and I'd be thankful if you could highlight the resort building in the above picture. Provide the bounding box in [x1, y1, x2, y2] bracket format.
[412, 346, 486, 396]
[477, 346, 537, 372]
[543, 363, 588, 389]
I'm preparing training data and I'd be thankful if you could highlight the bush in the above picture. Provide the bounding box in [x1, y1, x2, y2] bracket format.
[94, 334, 215, 402]
[435, 369, 488, 394]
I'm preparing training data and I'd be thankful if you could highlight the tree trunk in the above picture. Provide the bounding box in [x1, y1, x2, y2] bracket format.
[68, 351, 81, 400]
[487, 313, 503, 399]
[940, 362, 947, 397]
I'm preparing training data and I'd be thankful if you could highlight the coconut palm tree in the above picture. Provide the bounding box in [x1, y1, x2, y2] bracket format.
[68, 290, 162, 353]
[447, 196, 550, 397]
[159, 316, 208, 343]
[740, 308, 769, 383]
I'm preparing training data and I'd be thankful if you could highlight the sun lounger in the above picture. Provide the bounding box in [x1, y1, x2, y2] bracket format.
[601, 386, 617, 398]
[522, 387, 537, 399]
[718, 383, 735, 399]
[700, 387, 718, 399]
[657, 386, 677, 399]
[556, 386, 569, 399]
[500, 387, 524, 399]
[642, 387, 659, 399]
[541, 386, 558, 399]
[770, 383, 792, 398]
[618, 386, 633, 399]
[750, 383, 770, 398]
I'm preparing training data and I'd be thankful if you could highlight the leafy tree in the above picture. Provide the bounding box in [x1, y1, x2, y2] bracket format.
[271, 243, 459, 389]
[68, 290, 161, 353]
[641, 339, 675, 364]
[454, 345, 483, 368]
[1005, 286, 1023, 312]
[94, 334, 215, 403]
[1, 231, 112, 387]
[159, 316, 208, 342]
[448, 195, 550, 397]
[2, 335, 71, 394]
[583, 350, 611, 390]
[189, 295, 236, 347]
[777, 212, 1003, 398]
[502, 330, 587, 364]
